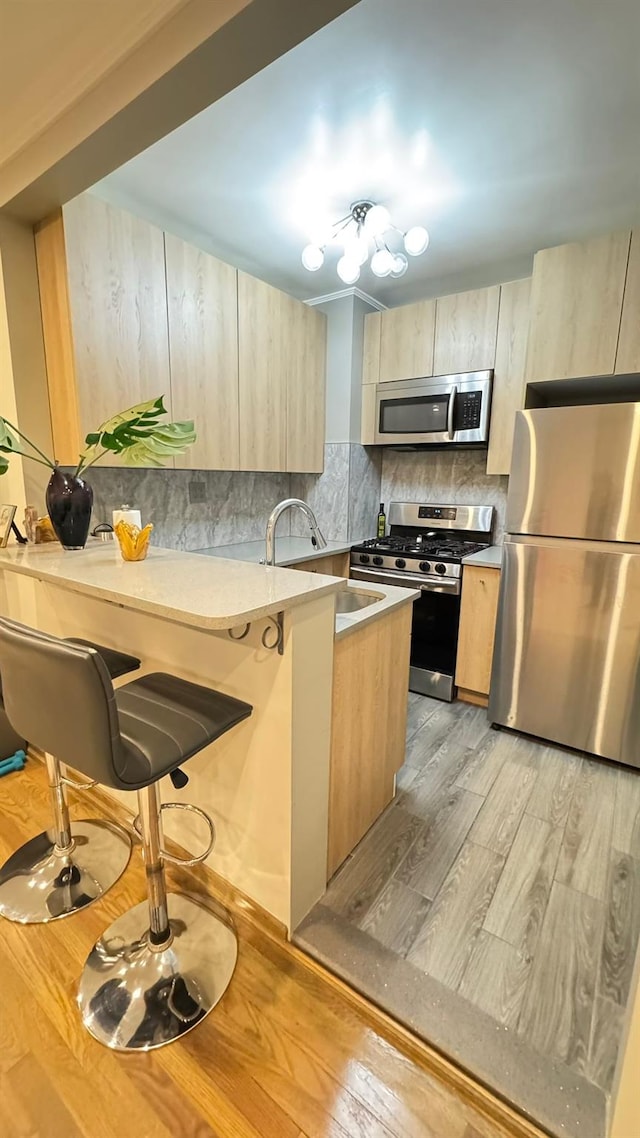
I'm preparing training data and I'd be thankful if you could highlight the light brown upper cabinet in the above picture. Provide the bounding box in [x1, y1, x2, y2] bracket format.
[486, 279, 531, 476]
[36, 194, 171, 466]
[525, 231, 631, 383]
[237, 273, 287, 471]
[360, 384, 377, 445]
[378, 299, 436, 382]
[237, 273, 326, 473]
[165, 233, 239, 470]
[433, 285, 500, 375]
[615, 230, 640, 373]
[284, 294, 326, 473]
[362, 311, 381, 384]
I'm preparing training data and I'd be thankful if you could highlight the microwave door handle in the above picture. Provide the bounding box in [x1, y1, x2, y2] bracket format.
[447, 385, 458, 441]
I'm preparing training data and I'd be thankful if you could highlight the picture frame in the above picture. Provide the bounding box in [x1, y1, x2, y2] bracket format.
[0, 504, 17, 548]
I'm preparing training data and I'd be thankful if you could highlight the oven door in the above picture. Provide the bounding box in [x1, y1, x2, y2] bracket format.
[374, 371, 492, 447]
[350, 567, 462, 701]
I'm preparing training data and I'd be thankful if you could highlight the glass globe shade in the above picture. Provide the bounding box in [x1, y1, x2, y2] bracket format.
[404, 226, 429, 256]
[301, 244, 324, 271]
[336, 256, 361, 285]
[363, 204, 391, 237]
[370, 247, 395, 277]
[391, 253, 409, 278]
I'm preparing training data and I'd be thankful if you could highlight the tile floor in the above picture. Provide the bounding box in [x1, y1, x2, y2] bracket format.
[295, 695, 640, 1138]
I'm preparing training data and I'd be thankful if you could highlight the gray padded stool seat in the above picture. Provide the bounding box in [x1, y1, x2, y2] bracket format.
[0, 617, 252, 1052]
[0, 633, 140, 924]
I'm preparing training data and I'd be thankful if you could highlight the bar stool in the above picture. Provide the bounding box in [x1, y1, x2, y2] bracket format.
[0, 631, 140, 924]
[0, 618, 252, 1051]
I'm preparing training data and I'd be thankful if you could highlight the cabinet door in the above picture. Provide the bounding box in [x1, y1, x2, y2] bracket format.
[63, 194, 171, 461]
[525, 231, 631, 382]
[362, 311, 381, 384]
[165, 233, 239, 470]
[379, 299, 435, 382]
[285, 297, 326, 473]
[433, 285, 500, 375]
[237, 272, 287, 471]
[291, 553, 349, 576]
[615, 230, 640, 373]
[486, 278, 531, 476]
[455, 565, 501, 703]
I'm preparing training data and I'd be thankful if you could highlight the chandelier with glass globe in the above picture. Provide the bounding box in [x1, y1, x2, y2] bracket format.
[301, 200, 429, 284]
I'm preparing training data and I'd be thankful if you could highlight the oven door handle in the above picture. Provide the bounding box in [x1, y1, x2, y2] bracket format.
[447, 385, 458, 441]
[350, 566, 461, 595]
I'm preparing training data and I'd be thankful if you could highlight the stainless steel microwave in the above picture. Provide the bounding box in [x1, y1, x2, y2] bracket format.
[374, 371, 493, 447]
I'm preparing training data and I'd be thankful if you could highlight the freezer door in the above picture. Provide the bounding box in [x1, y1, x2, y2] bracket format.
[508, 403, 640, 541]
[489, 537, 640, 768]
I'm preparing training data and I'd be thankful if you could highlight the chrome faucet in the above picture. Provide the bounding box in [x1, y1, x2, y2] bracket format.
[264, 499, 327, 566]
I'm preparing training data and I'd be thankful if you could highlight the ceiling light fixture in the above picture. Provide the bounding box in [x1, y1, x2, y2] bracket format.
[301, 200, 429, 284]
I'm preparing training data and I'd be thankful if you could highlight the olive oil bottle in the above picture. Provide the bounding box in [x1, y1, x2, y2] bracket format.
[377, 502, 386, 538]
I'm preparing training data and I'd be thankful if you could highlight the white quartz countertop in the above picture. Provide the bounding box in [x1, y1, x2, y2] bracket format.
[194, 536, 355, 566]
[335, 580, 419, 640]
[0, 541, 344, 631]
[461, 545, 503, 570]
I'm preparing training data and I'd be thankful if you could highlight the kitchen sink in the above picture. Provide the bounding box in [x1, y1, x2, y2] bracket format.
[335, 589, 382, 613]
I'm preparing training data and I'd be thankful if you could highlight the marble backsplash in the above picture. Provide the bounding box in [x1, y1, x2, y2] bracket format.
[380, 449, 509, 541]
[81, 446, 504, 554]
[290, 444, 382, 542]
[83, 444, 382, 553]
[84, 467, 291, 551]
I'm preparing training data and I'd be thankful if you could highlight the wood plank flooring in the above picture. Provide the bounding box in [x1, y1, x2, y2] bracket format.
[0, 759, 531, 1138]
[315, 694, 640, 1111]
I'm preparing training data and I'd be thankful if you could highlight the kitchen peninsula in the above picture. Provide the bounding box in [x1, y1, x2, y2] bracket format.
[0, 541, 416, 931]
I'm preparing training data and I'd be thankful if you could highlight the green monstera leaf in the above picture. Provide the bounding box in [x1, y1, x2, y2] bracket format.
[0, 418, 20, 455]
[0, 395, 196, 479]
[77, 397, 196, 473]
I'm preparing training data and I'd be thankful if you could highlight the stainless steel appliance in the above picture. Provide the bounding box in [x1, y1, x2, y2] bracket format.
[489, 402, 640, 769]
[374, 371, 493, 448]
[350, 502, 494, 700]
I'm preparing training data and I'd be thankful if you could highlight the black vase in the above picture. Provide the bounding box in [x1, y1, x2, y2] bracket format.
[46, 468, 93, 550]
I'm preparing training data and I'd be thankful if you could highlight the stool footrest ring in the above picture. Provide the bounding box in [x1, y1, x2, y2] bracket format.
[132, 802, 215, 866]
[61, 772, 97, 791]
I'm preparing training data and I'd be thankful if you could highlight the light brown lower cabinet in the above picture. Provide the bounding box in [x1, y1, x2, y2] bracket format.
[455, 565, 501, 707]
[328, 605, 412, 878]
[290, 553, 349, 577]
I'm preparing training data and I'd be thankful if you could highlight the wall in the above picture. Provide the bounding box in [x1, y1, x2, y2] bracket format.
[381, 449, 509, 541]
[0, 217, 52, 510]
[290, 293, 383, 542]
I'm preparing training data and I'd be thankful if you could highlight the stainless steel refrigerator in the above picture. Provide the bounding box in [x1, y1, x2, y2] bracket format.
[489, 401, 640, 769]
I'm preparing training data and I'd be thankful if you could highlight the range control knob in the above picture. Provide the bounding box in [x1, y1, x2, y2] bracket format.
[419, 561, 431, 573]
[358, 553, 370, 564]
[435, 562, 447, 575]
[372, 555, 384, 566]
[395, 558, 406, 569]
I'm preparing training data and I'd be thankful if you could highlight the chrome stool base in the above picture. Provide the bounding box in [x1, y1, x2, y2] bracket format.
[77, 892, 238, 1051]
[0, 819, 132, 923]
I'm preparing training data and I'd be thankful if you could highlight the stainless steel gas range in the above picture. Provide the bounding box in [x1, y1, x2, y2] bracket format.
[350, 502, 494, 701]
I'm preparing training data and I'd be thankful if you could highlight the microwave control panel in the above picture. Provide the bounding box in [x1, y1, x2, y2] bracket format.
[454, 390, 482, 430]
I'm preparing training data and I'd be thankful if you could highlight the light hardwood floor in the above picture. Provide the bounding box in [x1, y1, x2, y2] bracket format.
[0, 758, 539, 1138]
[297, 696, 640, 1138]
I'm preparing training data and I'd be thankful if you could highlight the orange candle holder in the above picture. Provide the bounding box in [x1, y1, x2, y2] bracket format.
[114, 520, 153, 562]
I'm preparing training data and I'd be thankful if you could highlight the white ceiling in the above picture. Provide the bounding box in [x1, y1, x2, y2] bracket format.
[94, 0, 640, 307]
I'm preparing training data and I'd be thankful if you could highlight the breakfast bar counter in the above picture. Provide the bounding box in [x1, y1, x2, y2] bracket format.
[0, 541, 344, 630]
[0, 540, 343, 933]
